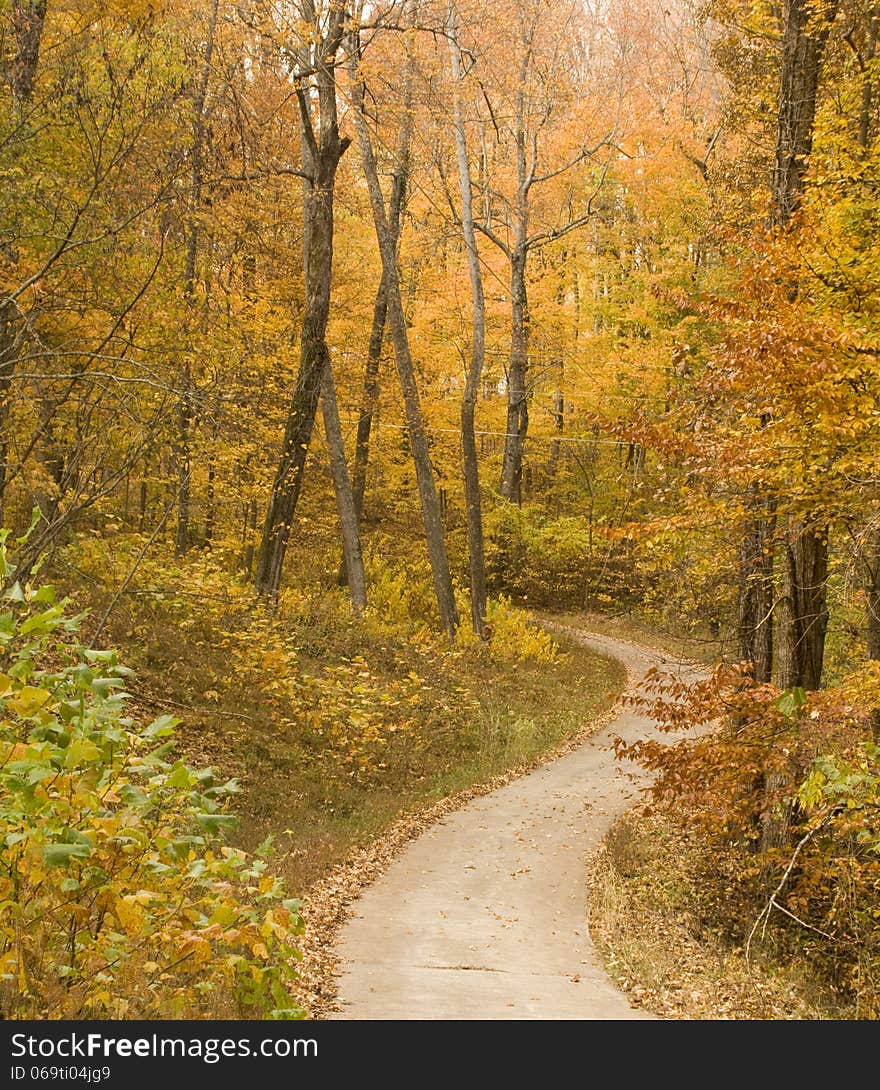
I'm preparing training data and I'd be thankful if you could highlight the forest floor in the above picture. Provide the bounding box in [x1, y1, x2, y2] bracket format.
[587, 808, 846, 1019]
[60, 545, 636, 1015]
[325, 617, 850, 1020]
[325, 627, 700, 1019]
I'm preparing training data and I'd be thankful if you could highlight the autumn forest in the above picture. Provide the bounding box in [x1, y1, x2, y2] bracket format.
[1, 0, 879, 1023]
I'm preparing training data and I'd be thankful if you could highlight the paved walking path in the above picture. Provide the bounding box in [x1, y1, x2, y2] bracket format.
[334, 629, 696, 1019]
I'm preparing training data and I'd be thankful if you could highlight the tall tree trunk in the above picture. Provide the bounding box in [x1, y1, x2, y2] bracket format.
[11, 0, 47, 104]
[448, 5, 488, 638]
[790, 522, 828, 690]
[322, 366, 367, 614]
[769, 0, 838, 689]
[351, 52, 459, 640]
[856, 6, 879, 151]
[772, 0, 839, 226]
[338, 113, 410, 586]
[759, 0, 838, 857]
[256, 5, 350, 598]
[346, 277, 386, 528]
[498, 36, 533, 505]
[500, 246, 529, 503]
[175, 0, 219, 556]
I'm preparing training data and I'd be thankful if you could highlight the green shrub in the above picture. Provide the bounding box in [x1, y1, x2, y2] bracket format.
[0, 531, 303, 1019]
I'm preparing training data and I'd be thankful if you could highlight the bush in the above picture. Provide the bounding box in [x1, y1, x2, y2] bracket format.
[484, 597, 559, 663]
[619, 662, 880, 1015]
[0, 532, 303, 1019]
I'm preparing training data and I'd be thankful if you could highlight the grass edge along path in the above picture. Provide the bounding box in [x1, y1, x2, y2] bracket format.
[294, 626, 627, 1018]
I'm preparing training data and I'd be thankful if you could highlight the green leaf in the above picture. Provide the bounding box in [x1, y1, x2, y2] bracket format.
[144, 714, 179, 739]
[195, 813, 238, 834]
[64, 738, 102, 768]
[84, 649, 117, 664]
[4, 581, 25, 604]
[90, 676, 125, 698]
[166, 762, 192, 789]
[776, 687, 807, 718]
[20, 605, 64, 635]
[119, 783, 149, 808]
[42, 842, 91, 866]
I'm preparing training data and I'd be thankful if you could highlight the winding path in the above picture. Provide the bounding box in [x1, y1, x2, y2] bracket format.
[333, 629, 698, 1020]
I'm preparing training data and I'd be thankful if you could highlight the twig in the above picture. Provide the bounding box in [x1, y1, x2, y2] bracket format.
[745, 814, 835, 964]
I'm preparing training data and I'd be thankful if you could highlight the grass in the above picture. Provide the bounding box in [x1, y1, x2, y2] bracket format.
[63, 542, 625, 893]
[226, 626, 623, 890]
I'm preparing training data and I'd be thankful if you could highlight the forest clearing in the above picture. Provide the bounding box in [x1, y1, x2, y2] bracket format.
[1, 0, 879, 1029]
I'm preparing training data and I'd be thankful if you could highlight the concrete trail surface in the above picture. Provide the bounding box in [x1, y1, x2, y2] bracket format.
[333, 629, 699, 1020]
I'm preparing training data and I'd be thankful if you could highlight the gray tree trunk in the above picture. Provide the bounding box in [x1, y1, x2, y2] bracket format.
[256, 6, 350, 597]
[501, 246, 529, 503]
[448, 6, 488, 638]
[322, 366, 367, 614]
[352, 53, 459, 640]
[338, 114, 410, 586]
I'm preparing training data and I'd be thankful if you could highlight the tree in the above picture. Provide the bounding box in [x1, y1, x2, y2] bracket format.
[255, 0, 351, 598]
[771, 0, 839, 693]
[462, 0, 622, 502]
[447, 1, 488, 638]
[350, 21, 460, 639]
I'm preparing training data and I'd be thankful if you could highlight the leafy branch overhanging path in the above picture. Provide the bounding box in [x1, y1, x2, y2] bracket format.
[332, 628, 702, 1020]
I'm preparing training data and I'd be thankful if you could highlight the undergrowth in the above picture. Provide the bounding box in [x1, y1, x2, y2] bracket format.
[60, 533, 625, 893]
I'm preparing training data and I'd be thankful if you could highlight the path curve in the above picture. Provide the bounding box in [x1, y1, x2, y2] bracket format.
[333, 629, 698, 1020]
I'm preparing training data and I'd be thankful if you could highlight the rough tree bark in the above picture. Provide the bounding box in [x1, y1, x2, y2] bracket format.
[853, 5, 879, 151]
[770, 0, 838, 692]
[256, 2, 350, 598]
[351, 45, 459, 640]
[760, 0, 838, 856]
[772, 0, 839, 226]
[862, 530, 880, 742]
[11, 0, 47, 104]
[502, 245, 529, 503]
[322, 367, 367, 613]
[448, 4, 488, 638]
[175, 0, 219, 556]
[338, 107, 410, 587]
